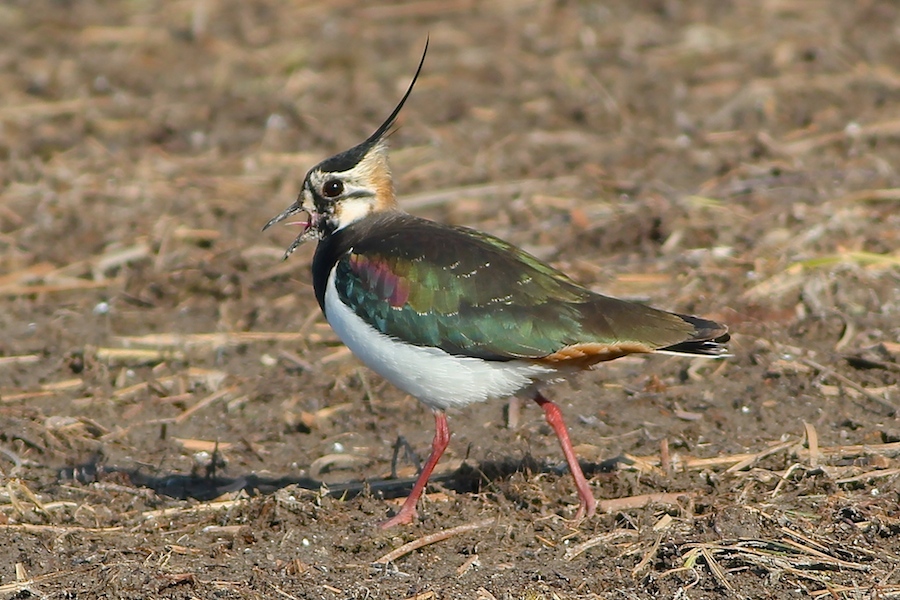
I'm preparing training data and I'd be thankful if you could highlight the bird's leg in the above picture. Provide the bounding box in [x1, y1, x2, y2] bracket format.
[533, 391, 597, 519]
[380, 410, 450, 528]
[505, 397, 522, 429]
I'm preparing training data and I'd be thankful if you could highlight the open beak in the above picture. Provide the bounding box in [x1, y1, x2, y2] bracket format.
[263, 198, 319, 260]
[263, 201, 304, 232]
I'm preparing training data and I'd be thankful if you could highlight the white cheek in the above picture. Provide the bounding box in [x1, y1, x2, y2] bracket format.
[334, 198, 374, 230]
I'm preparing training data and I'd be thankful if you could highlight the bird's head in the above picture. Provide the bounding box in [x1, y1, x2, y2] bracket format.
[264, 42, 427, 259]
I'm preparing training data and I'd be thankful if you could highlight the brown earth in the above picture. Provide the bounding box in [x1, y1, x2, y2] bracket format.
[2, 1, 900, 598]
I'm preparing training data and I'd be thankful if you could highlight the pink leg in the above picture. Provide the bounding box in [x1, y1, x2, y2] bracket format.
[533, 391, 597, 519]
[380, 410, 450, 528]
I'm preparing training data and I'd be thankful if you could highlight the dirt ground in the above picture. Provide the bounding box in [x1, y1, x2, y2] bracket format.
[2, 1, 900, 598]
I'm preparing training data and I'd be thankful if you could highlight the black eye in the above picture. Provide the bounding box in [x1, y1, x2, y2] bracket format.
[322, 179, 344, 198]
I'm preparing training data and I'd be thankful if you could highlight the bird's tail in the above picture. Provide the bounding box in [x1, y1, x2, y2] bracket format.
[658, 314, 731, 357]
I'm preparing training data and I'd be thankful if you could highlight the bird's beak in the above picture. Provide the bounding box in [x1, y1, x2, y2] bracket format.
[263, 199, 304, 231]
[263, 193, 320, 260]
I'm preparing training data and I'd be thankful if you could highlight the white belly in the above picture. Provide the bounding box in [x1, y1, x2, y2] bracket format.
[324, 269, 554, 411]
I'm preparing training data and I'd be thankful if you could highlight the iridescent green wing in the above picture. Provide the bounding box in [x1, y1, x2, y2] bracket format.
[333, 214, 694, 360]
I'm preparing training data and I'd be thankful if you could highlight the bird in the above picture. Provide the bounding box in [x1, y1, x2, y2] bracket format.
[263, 43, 729, 528]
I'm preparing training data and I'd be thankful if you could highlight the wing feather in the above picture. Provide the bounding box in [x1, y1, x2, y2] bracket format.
[330, 213, 713, 361]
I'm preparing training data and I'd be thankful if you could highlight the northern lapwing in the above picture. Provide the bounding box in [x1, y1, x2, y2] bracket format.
[264, 44, 729, 528]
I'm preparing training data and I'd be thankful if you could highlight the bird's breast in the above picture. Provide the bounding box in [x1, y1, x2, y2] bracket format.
[322, 267, 554, 410]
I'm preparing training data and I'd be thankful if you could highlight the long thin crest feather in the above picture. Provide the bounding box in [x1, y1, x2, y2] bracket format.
[364, 37, 429, 148]
[263, 39, 429, 236]
[309, 38, 428, 175]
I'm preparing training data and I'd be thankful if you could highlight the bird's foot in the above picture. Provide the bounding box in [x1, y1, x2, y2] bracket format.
[573, 493, 597, 521]
[378, 411, 450, 529]
[379, 506, 418, 529]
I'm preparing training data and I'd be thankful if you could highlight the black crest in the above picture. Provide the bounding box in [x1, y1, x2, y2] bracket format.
[315, 39, 429, 174]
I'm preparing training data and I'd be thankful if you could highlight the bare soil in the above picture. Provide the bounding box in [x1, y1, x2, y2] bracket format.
[2, 1, 900, 598]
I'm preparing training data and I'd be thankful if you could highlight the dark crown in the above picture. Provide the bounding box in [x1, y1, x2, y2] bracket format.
[315, 39, 428, 175]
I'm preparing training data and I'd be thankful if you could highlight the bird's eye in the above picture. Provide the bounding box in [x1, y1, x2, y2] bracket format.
[322, 179, 344, 198]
